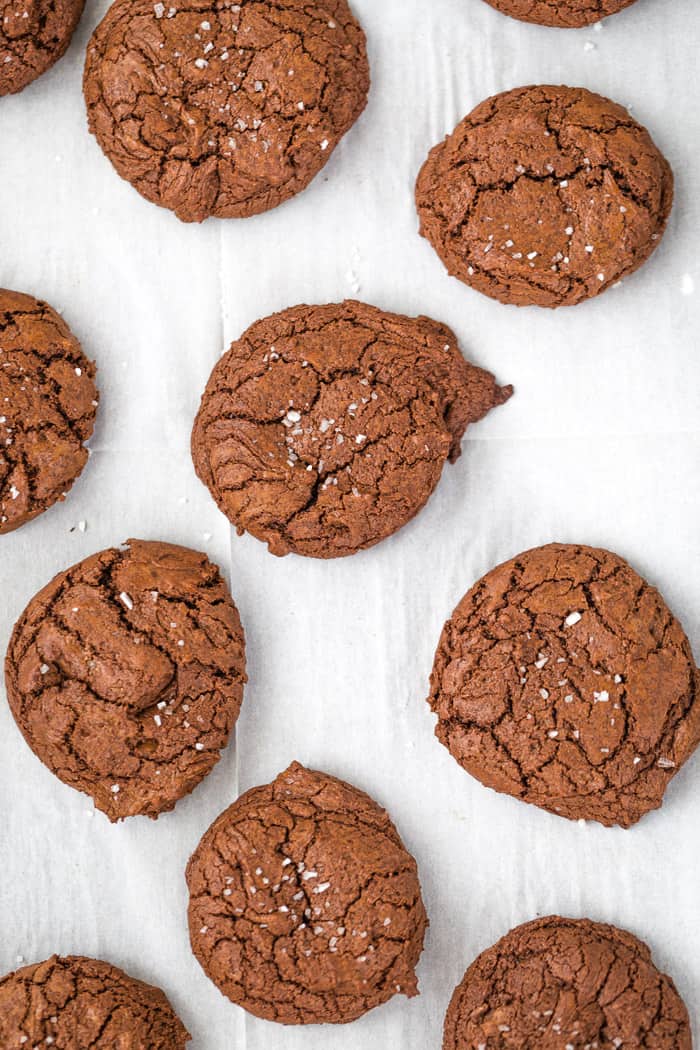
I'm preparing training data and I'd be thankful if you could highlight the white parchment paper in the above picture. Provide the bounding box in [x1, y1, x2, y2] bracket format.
[1, 0, 699, 1046]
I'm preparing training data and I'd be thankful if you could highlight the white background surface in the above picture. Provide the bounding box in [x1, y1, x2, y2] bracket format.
[1, 0, 699, 1046]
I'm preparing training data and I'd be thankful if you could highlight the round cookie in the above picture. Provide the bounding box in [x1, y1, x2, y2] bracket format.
[428, 543, 700, 827]
[416, 85, 674, 308]
[480, 0, 639, 28]
[83, 0, 370, 223]
[191, 300, 512, 558]
[0, 0, 85, 96]
[0, 955, 189, 1047]
[0, 289, 98, 535]
[443, 917, 692, 1050]
[186, 761, 428, 1024]
[5, 539, 246, 820]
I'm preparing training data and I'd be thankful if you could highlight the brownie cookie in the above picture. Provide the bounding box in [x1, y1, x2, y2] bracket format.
[0, 0, 85, 96]
[428, 543, 700, 827]
[5, 539, 246, 820]
[191, 300, 512, 558]
[0, 289, 98, 535]
[480, 0, 639, 28]
[83, 0, 370, 223]
[186, 761, 428, 1024]
[416, 85, 673, 308]
[444, 917, 691, 1050]
[0, 955, 189, 1047]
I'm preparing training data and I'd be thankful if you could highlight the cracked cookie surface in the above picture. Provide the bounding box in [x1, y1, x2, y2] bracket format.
[5, 539, 246, 820]
[0, 289, 98, 535]
[480, 0, 638, 28]
[186, 761, 428, 1024]
[416, 85, 673, 308]
[83, 0, 370, 223]
[0, 0, 85, 95]
[443, 917, 691, 1050]
[428, 543, 700, 827]
[0, 955, 189, 1048]
[191, 300, 512, 558]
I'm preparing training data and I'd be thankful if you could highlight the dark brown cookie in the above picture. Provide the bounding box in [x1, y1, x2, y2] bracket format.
[186, 761, 428, 1025]
[428, 543, 700, 827]
[0, 0, 85, 96]
[480, 0, 639, 27]
[416, 85, 673, 308]
[83, 0, 370, 223]
[0, 955, 189, 1048]
[191, 300, 512, 558]
[5, 539, 246, 820]
[443, 917, 692, 1050]
[0, 289, 98, 535]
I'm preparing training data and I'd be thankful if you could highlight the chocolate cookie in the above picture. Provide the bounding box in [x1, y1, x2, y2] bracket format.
[443, 917, 692, 1050]
[428, 543, 700, 827]
[480, 0, 639, 27]
[186, 761, 428, 1024]
[5, 539, 246, 820]
[191, 300, 512, 558]
[83, 0, 370, 223]
[0, 955, 189, 1047]
[0, 0, 85, 96]
[0, 289, 98, 535]
[416, 85, 673, 308]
